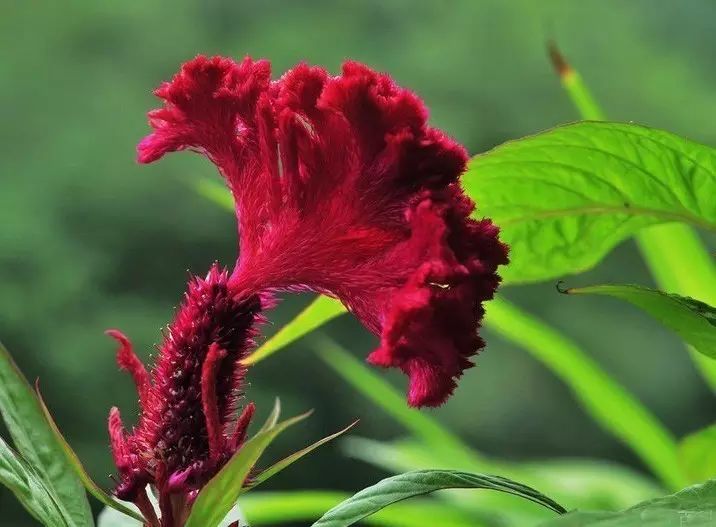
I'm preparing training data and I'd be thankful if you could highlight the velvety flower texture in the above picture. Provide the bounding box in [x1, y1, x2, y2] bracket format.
[138, 55, 508, 408]
[107, 266, 263, 526]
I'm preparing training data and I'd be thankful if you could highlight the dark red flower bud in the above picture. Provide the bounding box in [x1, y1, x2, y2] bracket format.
[107, 265, 266, 526]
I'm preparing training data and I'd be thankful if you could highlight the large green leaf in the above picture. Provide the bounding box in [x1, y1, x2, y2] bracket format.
[311, 469, 566, 527]
[539, 478, 716, 526]
[239, 491, 480, 527]
[463, 121, 716, 284]
[340, 436, 563, 526]
[0, 436, 74, 527]
[184, 410, 312, 527]
[0, 341, 93, 526]
[678, 424, 716, 484]
[564, 284, 716, 359]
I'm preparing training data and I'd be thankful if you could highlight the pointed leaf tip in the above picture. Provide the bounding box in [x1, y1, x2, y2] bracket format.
[186, 409, 316, 527]
[257, 397, 282, 434]
[247, 419, 360, 491]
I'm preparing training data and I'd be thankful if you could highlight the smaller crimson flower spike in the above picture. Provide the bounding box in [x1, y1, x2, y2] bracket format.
[107, 265, 264, 527]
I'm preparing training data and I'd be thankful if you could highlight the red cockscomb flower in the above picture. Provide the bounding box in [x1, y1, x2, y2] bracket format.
[138, 55, 508, 408]
[108, 55, 507, 525]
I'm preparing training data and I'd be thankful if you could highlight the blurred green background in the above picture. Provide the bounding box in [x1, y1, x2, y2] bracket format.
[1, 1, 715, 525]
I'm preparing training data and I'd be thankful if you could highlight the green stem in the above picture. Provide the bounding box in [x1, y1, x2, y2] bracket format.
[485, 297, 685, 490]
[549, 42, 716, 390]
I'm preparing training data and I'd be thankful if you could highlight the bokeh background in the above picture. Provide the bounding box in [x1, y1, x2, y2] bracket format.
[1, 1, 715, 525]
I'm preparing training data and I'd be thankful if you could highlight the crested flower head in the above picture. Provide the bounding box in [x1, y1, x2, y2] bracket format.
[137, 55, 508, 408]
[107, 265, 263, 526]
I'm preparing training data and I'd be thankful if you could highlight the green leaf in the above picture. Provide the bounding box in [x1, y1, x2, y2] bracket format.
[185, 410, 312, 527]
[344, 437, 663, 511]
[244, 296, 346, 365]
[35, 385, 145, 523]
[0, 436, 74, 527]
[340, 437, 558, 525]
[485, 298, 685, 490]
[539, 478, 716, 526]
[463, 121, 716, 284]
[564, 284, 716, 359]
[311, 469, 566, 527]
[240, 491, 481, 527]
[246, 420, 359, 492]
[0, 341, 94, 526]
[678, 424, 716, 484]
